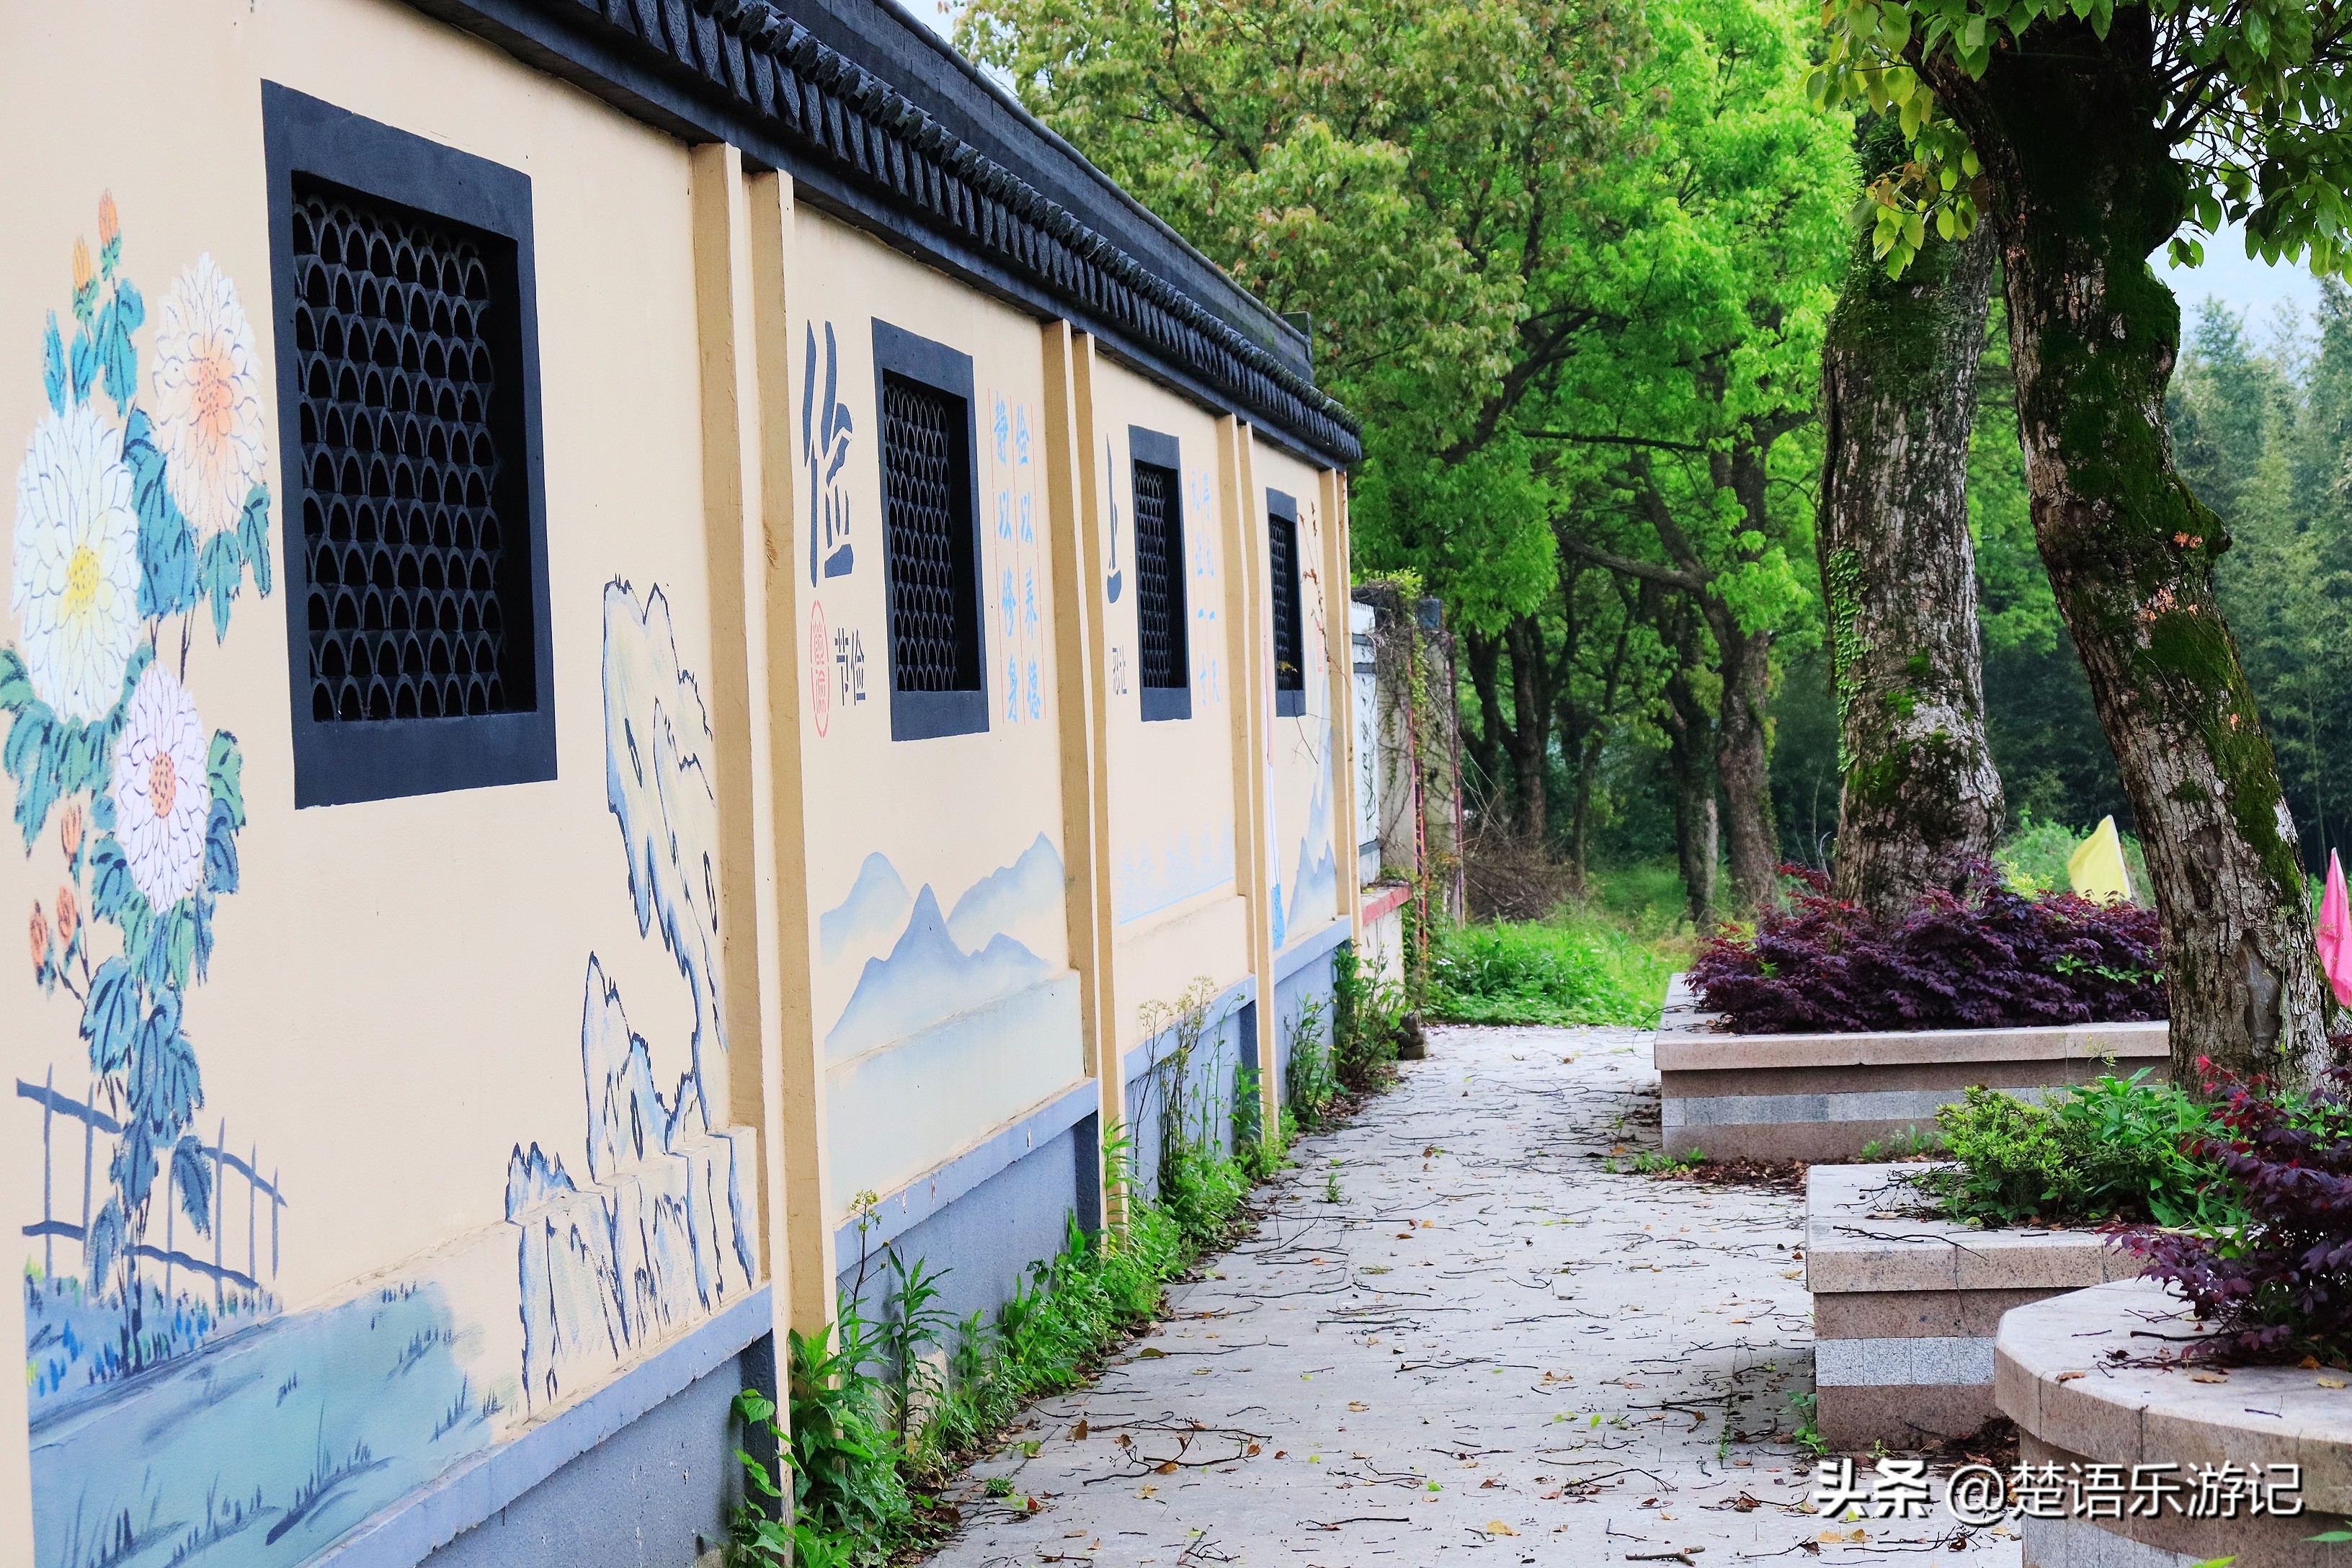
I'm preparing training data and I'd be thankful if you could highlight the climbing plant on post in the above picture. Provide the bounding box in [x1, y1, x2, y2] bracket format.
[1812, 0, 2350, 1082]
[1819, 113, 2005, 923]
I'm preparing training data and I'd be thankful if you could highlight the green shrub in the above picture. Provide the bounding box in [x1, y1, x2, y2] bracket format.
[1924, 1073, 2235, 1228]
[1427, 914, 1670, 1028]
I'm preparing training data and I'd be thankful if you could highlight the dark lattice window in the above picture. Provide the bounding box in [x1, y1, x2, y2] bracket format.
[881, 373, 981, 697]
[291, 182, 524, 724]
[267, 84, 554, 809]
[1269, 499, 1306, 716]
[1133, 461, 1187, 690]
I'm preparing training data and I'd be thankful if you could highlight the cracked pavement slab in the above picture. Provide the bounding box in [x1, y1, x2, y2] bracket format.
[923, 1024, 2023, 1567]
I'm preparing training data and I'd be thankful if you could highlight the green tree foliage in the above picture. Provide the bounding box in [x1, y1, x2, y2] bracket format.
[966, 0, 1852, 919]
[958, 0, 1646, 629]
[1531, 0, 1853, 909]
[2172, 286, 2352, 866]
[1814, 0, 2352, 281]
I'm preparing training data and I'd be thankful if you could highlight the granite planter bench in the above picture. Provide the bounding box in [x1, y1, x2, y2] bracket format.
[1997, 1279, 2352, 1567]
[1807, 1162, 2139, 1451]
[1657, 973, 2168, 1162]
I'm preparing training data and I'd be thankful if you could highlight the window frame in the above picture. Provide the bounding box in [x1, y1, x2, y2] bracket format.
[1127, 425, 1190, 723]
[1267, 487, 1306, 718]
[262, 81, 556, 809]
[871, 319, 989, 742]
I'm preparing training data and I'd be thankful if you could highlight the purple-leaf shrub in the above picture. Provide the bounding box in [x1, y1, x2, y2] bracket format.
[1687, 863, 2166, 1034]
[2124, 1063, 2352, 1366]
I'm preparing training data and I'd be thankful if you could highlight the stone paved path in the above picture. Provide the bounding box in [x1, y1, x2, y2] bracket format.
[926, 1025, 2024, 1567]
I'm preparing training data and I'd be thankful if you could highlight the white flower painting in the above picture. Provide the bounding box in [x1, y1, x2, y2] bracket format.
[110, 664, 208, 909]
[151, 254, 267, 540]
[12, 404, 140, 722]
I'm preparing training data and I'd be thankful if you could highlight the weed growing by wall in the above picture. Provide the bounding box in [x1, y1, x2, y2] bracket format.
[1330, 942, 1406, 1089]
[728, 976, 1342, 1567]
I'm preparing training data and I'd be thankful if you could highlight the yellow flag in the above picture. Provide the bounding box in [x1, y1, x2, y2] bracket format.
[2067, 816, 2134, 904]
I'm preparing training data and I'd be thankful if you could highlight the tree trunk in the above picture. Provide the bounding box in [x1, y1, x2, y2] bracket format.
[1819, 116, 2006, 924]
[1928, 12, 2330, 1082]
[1464, 627, 1508, 822]
[1502, 613, 1554, 842]
[1711, 612, 1778, 913]
[1664, 605, 1719, 926]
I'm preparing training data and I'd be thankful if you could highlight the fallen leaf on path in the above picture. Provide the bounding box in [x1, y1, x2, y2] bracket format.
[2056, 1371, 2087, 1383]
[1070, 1420, 1089, 1441]
[1348, 1402, 1369, 1412]
[1137, 1485, 1158, 1499]
[2189, 1371, 2229, 1384]
[1156, 1461, 1178, 1474]
[2320, 1377, 2347, 1389]
[1137, 1348, 1167, 1359]
[1487, 1520, 1518, 1536]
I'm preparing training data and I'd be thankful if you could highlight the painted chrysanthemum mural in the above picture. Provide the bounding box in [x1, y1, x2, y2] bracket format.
[11, 404, 140, 722]
[6, 193, 271, 1419]
[111, 664, 208, 908]
[150, 254, 268, 543]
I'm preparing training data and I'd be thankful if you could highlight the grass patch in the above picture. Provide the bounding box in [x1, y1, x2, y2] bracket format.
[1427, 907, 1679, 1028]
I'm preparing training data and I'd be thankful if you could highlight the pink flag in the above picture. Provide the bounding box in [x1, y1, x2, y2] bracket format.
[2320, 850, 2352, 1008]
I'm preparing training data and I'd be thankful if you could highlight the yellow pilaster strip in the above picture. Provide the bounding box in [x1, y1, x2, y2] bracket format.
[744, 171, 837, 1339]
[1217, 421, 1281, 1128]
[1040, 324, 1121, 1227]
[687, 141, 778, 1219]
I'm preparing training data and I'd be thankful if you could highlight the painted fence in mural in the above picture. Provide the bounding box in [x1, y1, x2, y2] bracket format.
[19, 1068, 286, 1298]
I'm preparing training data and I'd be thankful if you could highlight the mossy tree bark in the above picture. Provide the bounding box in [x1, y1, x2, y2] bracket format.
[1924, 10, 2330, 1082]
[1819, 117, 2005, 924]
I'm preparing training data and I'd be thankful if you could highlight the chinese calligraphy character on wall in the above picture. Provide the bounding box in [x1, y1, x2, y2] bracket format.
[803, 322, 854, 583]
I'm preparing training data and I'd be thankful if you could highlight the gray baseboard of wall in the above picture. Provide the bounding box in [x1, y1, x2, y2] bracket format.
[838, 1118, 1097, 1335]
[422, 1341, 765, 1568]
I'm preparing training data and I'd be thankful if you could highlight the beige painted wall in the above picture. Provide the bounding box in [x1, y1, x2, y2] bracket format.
[0, 1, 1353, 1559]
[1255, 442, 1347, 961]
[0, 0, 734, 1311]
[2, 1, 761, 1557]
[1085, 363, 1252, 1045]
[788, 210, 1087, 1219]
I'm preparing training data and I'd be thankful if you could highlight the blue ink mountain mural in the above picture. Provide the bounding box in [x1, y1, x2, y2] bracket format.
[945, 830, 1064, 957]
[1113, 817, 1236, 925]
[1285, 767, 1338, 942]
[821, 834, 1070, 1059]
[503, 581, 756, 1415]
[602, 581, 726, 1083]
[819, 836, 1083, 1205]
[820, 850, 910, 964]
[827, 886, 1052, 1056]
